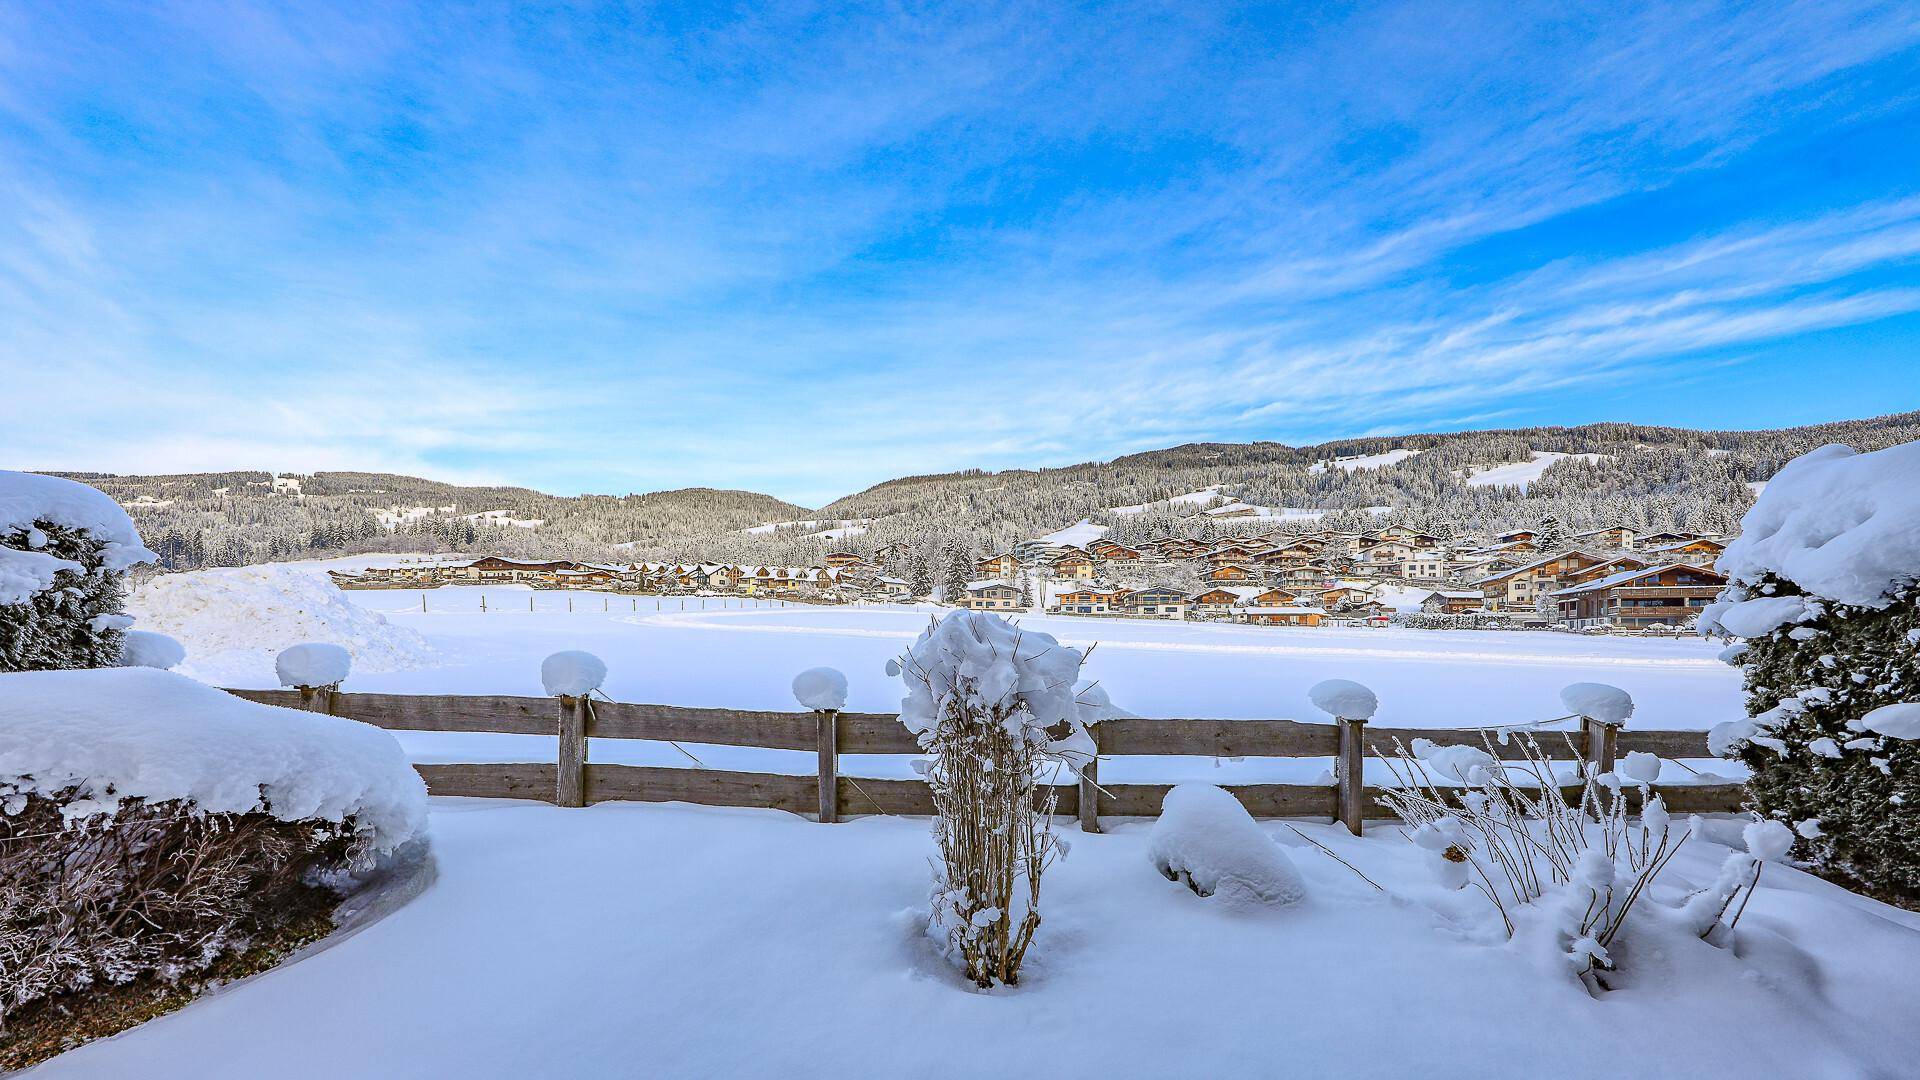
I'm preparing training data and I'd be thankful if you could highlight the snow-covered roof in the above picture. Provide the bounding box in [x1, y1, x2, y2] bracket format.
[1037, 519, 1110, 547]
[1552, 563, 1719, 597]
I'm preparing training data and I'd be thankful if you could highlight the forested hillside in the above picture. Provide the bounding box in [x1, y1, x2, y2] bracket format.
[49, 411, 1920, 571]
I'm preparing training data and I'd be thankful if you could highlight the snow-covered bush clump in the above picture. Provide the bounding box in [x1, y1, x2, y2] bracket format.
[1149, 785, 1305, 906]
[0, 471, 156, 672]
[277, 642, 352, 688]
[128, 564, 433, 685]
[541, 650, 607, 697]
[791, 666, 848, 711]
[118, 628, 185, 669]
[1701, 440, 1920, 899]
[1377, 722, 1684, 987]
[895, 610, 1104, 988]
[0, 667, 426, 1028]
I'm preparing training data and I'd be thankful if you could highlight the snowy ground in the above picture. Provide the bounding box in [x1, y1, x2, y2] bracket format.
[36, 799, 1920, 1079]
[139, 568, 1748, 785]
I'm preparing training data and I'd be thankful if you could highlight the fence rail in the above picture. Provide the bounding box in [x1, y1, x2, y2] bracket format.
[225, 688, 1744, 830]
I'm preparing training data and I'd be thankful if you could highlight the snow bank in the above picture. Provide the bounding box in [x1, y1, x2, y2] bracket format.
[0, 667, 426, 854]
[0, 471, 156, 604]
[119, 629, 185, 669]
[541, 650, 607, 697]
[896, 610, 1097, 761]
[1308, 678, 1377, 720]
[1716, 441, 1920, 608]
[128, 564, 434, 684]
[1560, 682, 1633, 724]
[278, 642, 352, 687]
[1148, 784, 1306, 905]
[791, 666, 848, 711]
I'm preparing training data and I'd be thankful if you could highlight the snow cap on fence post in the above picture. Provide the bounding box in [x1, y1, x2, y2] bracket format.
[276, 642, 351, 689]
[1561, 682, 1634, 725]
[541, 650, 606, 698]
[1309, 678, 1378, 721]
[118, 629, 185, 670]
[791, 667, 848, 712]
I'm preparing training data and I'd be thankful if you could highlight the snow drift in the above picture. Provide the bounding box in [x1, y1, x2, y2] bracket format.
[129, 564, 435, 684]
[1148, 784, 1306, 905]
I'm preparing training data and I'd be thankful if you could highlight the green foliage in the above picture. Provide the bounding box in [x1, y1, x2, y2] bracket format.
[0, 522, 128, 673]
[1728, 578, 1920, 899]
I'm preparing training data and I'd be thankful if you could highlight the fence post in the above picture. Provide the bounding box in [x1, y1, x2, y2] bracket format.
[1336, 716, 1366, 835]
[295, 683, 338, 714]
[1079, 723, 1102, 833]
[1584, 714, 1619, 775]
[556, 695, 588, 808]
[815, 708, 839, 823]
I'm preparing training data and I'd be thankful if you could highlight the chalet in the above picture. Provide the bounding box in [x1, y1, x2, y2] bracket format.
[1240, 606, 1324, 627]
[699, 564, 739, 590]
[976, 552, 1020, 578]
[1203, 563, 1258, 583]
[1050, 552, 1097, 579]
[1087, 539, 1126, 557]
[1274, 564, 1336, 588]
[1206, 544, 1258, 565]
[1420, 590, 1484, 614]
[1054, 589, 1127, 615]
[1560, 554, 1653, 587]
[958, 580, 1022, 611]
[1394, 555, 1448, 580]
[1096, 544, 1145, 567]
[1497, 530, 1538, 544]
[1649, 537, 1727, 558]
[1251, 587, 1301, 606]
[460, 557, 578, 584]
[876, 575, 911, 597]
[823, 551, 869, 569]
[1635, 531, 1699, 549]
[1119, 586, 1188, 619]
[1189, 587, 1255, 615]
[1573, 527, 1636, 549]
[1472, 549, 1610, 611]
[1317, 585, 1376, 610]
[1202, 502, 1261, 519]
[873, 543, 907, 566]
[1552, 563, 1728, 630]
[556, 565, 621, 587]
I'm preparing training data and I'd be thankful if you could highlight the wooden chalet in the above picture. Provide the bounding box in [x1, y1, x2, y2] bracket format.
[1118, 586, 1188, 619]
[1420, 590, 1484, 614]
[959, 580, 1022, 611]
[1552, 563, 1728, 630]
[1203, 563, 1257, 583]
[976, 552, 1020, 578]
[1054, 589, 1128, 614]
[1240, 606, 1324, 626]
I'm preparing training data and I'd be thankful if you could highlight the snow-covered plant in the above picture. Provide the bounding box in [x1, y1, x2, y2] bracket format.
[0, 472, 156, 673]
[1375, 725, 1684, 982]
[1701, 441, 1920, 899]
[1149, 784, 1306, 906]
[893, 610, 1101, 988]
[1676, 818, 1793, 946]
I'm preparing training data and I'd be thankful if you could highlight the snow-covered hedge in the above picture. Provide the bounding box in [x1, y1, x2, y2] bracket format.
[1149, 785, 1306, 906]
[0, 471, 156, 672]
[0, 668, 427, 1025]
[1702, 441, 1920, 898]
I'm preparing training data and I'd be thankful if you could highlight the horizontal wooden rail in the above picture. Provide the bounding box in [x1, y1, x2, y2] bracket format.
[230, 687, 1740, 825]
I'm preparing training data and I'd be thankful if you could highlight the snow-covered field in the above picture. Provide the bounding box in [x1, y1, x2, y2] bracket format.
[36, 799, 1920, 1080]
[134, 565, 1746, 785]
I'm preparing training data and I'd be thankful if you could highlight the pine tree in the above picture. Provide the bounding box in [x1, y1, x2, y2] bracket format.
[908, 552, 934, 597]
[942, 548, 971, 603]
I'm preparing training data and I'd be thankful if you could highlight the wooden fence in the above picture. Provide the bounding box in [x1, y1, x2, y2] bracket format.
[225, 688, 1746, 832]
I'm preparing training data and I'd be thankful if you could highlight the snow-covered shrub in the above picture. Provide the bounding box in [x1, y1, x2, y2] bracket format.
[277, 642, 352, 689]
[0, 472, 155, 673]
[541, 650, 606, 697]
[0, 668, 426, 1028]
[1701, 441, 1920, 899]
[1376, 725, 1684, 984]
[894, 610, 1103, 988]
[1149, 785, 1306, 906]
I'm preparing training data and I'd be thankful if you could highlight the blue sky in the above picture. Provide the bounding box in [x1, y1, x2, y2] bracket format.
[3, 1, 1918, 506]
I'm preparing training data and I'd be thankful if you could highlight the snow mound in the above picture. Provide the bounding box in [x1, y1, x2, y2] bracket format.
[0, 471, 157, 603]
[0, 667, 426, 855]
[792, 666, 849, 711]
[1853, 702, 1920, 740]
[1308, 678, 1377, 720]
[278, 642, 352, 688]
[1561, 682, 1633, 724]
[1148, 784, 1306, 905]
[119, 629, 185, 669]
[1717, 441, 1920, 608]
[542, 651, 607, 697]
[128, 564, 435, 685]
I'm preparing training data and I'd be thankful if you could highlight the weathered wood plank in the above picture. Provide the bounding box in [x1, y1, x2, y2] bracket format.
[415, 763, 555, 801]
[1652, 784, 1748, 815]
[584, 764, 817, 814]
[1336, 719, 1366, 835]
[1079, 729, 1102, 834]
[816, 710, 839, 823]
[1616, 729, 1712, 758]
[830, 777, 1079, 818]
[1097, 718, 1339, 757]
[228, 689, 561, 735]
[557, 697, 587, 808]
[585, 702, 817, 750]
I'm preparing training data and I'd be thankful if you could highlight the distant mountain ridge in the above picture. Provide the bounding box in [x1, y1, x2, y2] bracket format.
[42, 410, 1920, 570]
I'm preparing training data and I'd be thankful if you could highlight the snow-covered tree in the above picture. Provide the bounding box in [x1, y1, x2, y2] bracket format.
[1704, 442, 1920, 900]
[1, 473, 155, 672]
